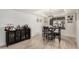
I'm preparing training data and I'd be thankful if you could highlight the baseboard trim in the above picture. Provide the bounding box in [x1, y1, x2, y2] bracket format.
[62, 35, 76, 39]
[61, 35, 77, 45]
[31, 34, 41, 38]
[0, 45, 6, 48]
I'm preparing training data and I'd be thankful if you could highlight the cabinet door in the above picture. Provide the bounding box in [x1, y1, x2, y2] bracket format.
[25, 28, 30, 39]
[8, 31, 15, 44]
[15, 30, 21, 42]
[21, 30, 25, 40]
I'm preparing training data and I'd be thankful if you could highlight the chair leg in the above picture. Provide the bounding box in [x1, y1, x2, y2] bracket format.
[58, 35, 61, 48]
[59, 36, 61, 44]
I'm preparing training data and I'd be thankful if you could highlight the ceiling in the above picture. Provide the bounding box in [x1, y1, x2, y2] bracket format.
[13, 9, 41, 13]
[12, 9, 77, 17]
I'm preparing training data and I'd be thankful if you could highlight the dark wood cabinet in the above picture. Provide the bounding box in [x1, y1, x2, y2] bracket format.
[5, 27, 31, 46]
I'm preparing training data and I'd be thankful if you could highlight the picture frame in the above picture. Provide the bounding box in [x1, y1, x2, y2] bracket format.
[67, 15, 73, 23]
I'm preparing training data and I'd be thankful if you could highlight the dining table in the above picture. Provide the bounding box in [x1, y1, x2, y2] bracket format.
[42, 25, 65, 43]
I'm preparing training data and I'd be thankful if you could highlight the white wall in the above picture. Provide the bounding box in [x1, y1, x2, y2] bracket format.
[0, 27, 6, 46]
[61, 13, 76, 38]
[0, 10, 43, 46]
[0, 10, 30, 26]
[76, 10, 79, 48]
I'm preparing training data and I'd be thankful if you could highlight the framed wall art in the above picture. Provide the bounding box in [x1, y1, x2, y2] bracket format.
[67, 15, 73, 23]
